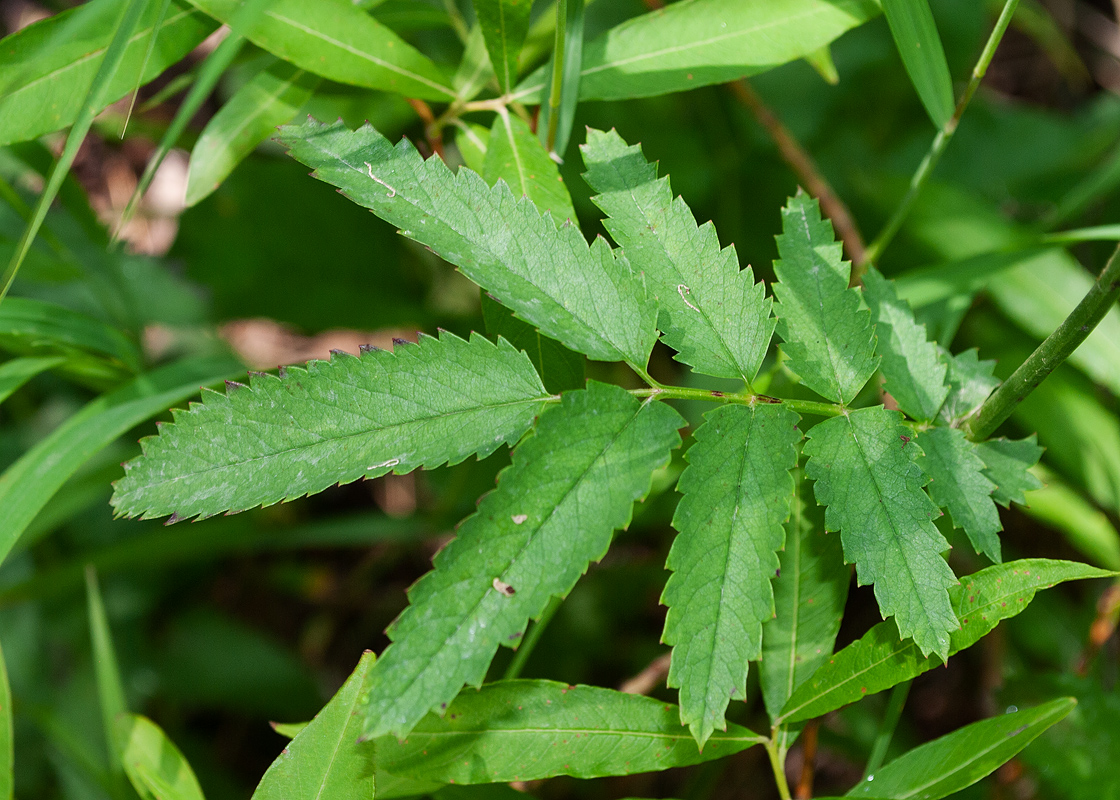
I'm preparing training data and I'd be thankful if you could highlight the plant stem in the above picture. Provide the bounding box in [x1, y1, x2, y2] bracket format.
[965, 242, 1120, 440]
[766, 737, 793, 800]
[503, 595, 562, 679]
[630, 386, 846, 418]
[545, 0, 568, 154]
[863, 679, 911, 779]
[860, 0, 1021, 271]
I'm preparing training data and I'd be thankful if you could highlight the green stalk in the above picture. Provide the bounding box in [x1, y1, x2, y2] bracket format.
[503, 595, 563, 679]
[766, 737, 793, 800]
[544, 0, 568, 155]
[629, 386, 846, 418]
[860, 0, 1021, 272]
[863, 679, 911, 779]
[965, 242, 1120, 441]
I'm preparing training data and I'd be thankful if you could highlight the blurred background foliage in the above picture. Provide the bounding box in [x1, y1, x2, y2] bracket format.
[0, 0, 1119, 797]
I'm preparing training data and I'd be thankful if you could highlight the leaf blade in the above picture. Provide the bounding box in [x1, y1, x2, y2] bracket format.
[117, 714, 207, 800]
[0, 356, 64, 404]
[976, 435, 1044, 508]
[881, 0, 955, 128]
[473, 0, 532, 94]
[483, 111, 577, 223]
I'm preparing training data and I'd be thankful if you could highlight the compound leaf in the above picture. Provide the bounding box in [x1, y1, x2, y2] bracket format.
[279, 118, 658, 368]
[582, 128, 774, 385]
[976, 436, 1044, 508]
[112, 332, 550, 521]
[937, 347, 998, 426]
[916, 427, 1001, 562]
[662, 403, 800, 746]
[483, 111, 577, 224]
[362, 383, 683, 739]
[377, 680, 765, 784]
[116, 714, 206, 800]
[804, 407, 957, 659]
[773, 193, 878, 405]
[473, 0, 532, 93]
[863, 267, 948, 422]
[777, 559, 1113, 724]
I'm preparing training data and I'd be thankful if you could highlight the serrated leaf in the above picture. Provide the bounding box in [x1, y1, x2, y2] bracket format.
[473, 0, 532, 93]
[482, 293, 585, 394]
[377, 680, 764, 783]
[777, 559, 1114, 724]
[362, 382, 683, 739]
[847, 698, 1075, 799]
[976, 436, 1044, 508]
[278, 118, 658, 368]
[804, 407, 958, 659]
[773, 193, 879, 405]
[881, 0, 955, 129]
[582, 128, 774, 385]
[916, 427, 1001, 563]
[483, 111, 577, 223]
[662, 403, 800, 746]
[112, 332, 549, 521]
[863, 267, 948, 421]
[937, 347, 998, 425]
[760, 468, 849, 723]
[116, 714, 206, 800]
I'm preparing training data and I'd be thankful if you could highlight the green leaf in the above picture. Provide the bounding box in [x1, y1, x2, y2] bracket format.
[881, 0, 955, 128]
[278, 118, 658, 368]
[481, 293, 585, 394]
[976, 436, 1044, 508]
[116, 714, 206, 800]
[512, 0, 881, 102]
[537, 0, 585, 159]
[85, 567, 128, 772]
[483, 111, 578, 223]
[777, 559, 1114, 724]
[362, 382, 683, 739]
[268, 720, 307, 739]
[473, 0, 532, 93]
[804, 407, 957, 659]
[760, 468, 849, 723]
[186, 0, 455, 100]
[0, 642, 11, 800]
[662, 403, 800, 746]
[185, 59, 320, 207]
[847, 698, 1076, 799]
[0, 356, 63, 404]
[453, 122, 490, 173]
[581, 128, 774, 385]
[112, 332, 549, 521]
[452, 25, 494, 102]
[773, 193, 879, 405]
[376, 680, 765, 783]
[0, 354, 242, 566]
[1021, 469, 1120, 571]
[0, 0, 216, 146]
[936, 348, 998, 426]
[862, 267, 948, 422]
[915, 427, 1001, 563]
[0, 297, 142, 375]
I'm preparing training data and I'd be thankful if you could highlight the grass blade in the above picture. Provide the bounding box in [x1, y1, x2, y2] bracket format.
[85, 566, 128, 773]
[0, 641, 10, 800]
[881, 0, 954, 127]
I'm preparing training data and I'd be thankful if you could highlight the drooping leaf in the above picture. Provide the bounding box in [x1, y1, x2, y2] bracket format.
[760, 468, 849, 723]
[0, 642, 11, 800]
[0, 354, 242, 566]
[976, 436, 1044, 508]
[112, 332, 550, 521]
[481, 293, 585, 394]
[483, 111, 577, 223]
[473, 0, 533, 93]
[85, 567, 128, 772]
[915, 427, 1002, 563]
[511, 0, 881, 102]
[936, 347, 998, 426]
[773, 193, 879, 405]
[582, 128, 774, 385]
[662, 403, 800, 746]
[881, 0, 955, 128]
[777, 559, 1114, 724]
[0, 356, 63, 404]
[362, 382, 683, 739]
[804, 407, 958, 659]
[862, 267, 948, 422]
[376, 680, 765, 783]
[185, 59, 320, 206]
[0, 297, 142, 376]
[116, 714, 206, 800]
[0, 0, 216, 146]
[536, 0, 585, 159]
[847, 698, 1075, 799]
[186, 0, 455, 100]
[278, 118, 658, 368]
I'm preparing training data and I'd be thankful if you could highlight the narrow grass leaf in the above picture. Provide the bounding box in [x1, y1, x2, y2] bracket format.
[916, 427, 1001, 562]
[112, 332, 550, 521]
[777, 559, 1114, 724]
[537, 0, 585, 159]
[482, 293, 585, 394]
[474, 0, 533, 93]
[937, 348, 998, 425]
[116, 714, 206, 800]
[582, 128, 773, 385]
[804, 407, 958, 659]
[760, 468, 849, 723]
[773, 193, 878, 405]
[85, 567, 128, 772]
[279, 118, 658, 368]
[976, 436, 1043, 507]
[881, 0, 955, 128]
[362, 383, 683, 738]
[0, 295, 142, 375]
[662, 403, 800, 746]
[119, 0, 173, 137]
[377, 680, 765, 783]
[0, 354, 242, 566]
[863, 267, 948, 421]
[185, 59, 320, 206]
[0, 356, 64, 404]
[484, 111, 577, 223]
[848, 698, 1076, 799]
[0, 642, 10, 800]
[1021, 469, 1120, 571]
